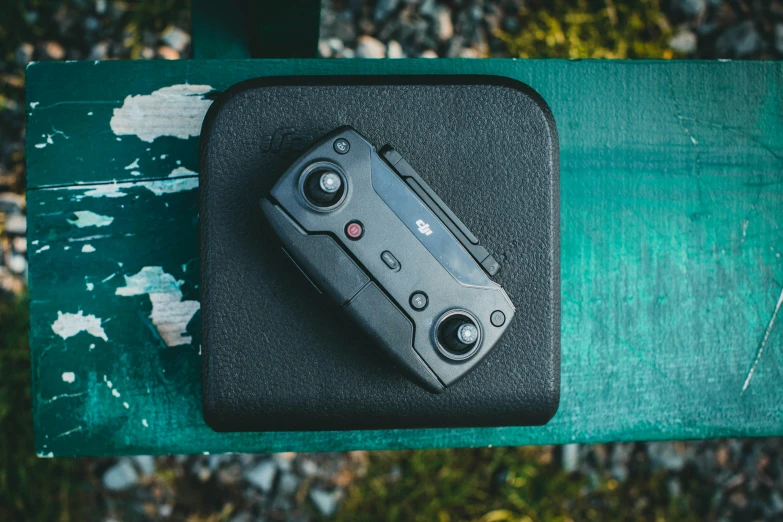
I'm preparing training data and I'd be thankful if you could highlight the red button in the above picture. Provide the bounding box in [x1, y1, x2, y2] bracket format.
[345, 221, 364, 240]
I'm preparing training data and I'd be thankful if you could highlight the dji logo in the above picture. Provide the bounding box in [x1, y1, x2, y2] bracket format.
[416, 219, 433, 236]
[261, 127, 314, 155]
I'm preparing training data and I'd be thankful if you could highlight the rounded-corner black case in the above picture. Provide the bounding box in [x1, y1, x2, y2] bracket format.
[199, 75, 560, 432]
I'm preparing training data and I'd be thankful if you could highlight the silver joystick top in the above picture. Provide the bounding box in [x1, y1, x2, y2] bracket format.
[319, 172, 342, 194]
[457, 323, 478, 344]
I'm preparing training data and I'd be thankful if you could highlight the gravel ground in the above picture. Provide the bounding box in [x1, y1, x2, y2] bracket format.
[2, 1, 782, 520]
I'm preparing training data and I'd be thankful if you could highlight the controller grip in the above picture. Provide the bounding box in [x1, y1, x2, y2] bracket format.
[261, 199, 444, 393]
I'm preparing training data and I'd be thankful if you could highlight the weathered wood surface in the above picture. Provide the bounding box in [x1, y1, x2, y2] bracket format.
[26, 59, 783, 457]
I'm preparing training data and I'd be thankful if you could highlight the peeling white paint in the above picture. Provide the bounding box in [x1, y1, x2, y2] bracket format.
[144, 177, 198, 196]
[82, 244, 96, 253]
[115, 266, 200, 346]
[63, 176, 199, 200]
[168, 166, 197, 177]
[35, 245, 50, 254]
[68, 210, 114, 228]
[51, 311, 108, 341]
[61, 372, 76, 383]
[130, 171, 141, 176]
[112, 389, 120, 397]
[30, 102, 39, 108]
[87, 111, 93, 116]
[142, 419, 149, 427]
[89, 343, 95, 350]
[86, 282, 94, 291]
[38, 452, 55, 458]
[123, 402, 129, 409]
[110, 84, 214, 142]
[124, 158, 140, 170]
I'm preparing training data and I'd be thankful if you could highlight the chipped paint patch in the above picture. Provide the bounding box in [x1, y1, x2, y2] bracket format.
[38, 452, 55, 458]
[112, 389, 120, 397]
[68, 210, 114, 228]
[35, 245, 50, 254]
[110, 84, 214, 142]
[82, 244, 96, 253]
[168, 166, 197, 178]
[86, 282, 94, 291]
[123, 402, 129, 409]
[30, 101, 39, 108]
[142, 419, 149, 427]
[115, 266, 199, 346]
[124, 158, 140, 170]
[51, 311, 108, 341]
[144, 177, 198, 196]
[62, 177, 198, 200]
[62, 372, 76, 383]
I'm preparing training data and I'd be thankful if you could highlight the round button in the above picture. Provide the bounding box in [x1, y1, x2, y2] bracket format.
[490, 310, 506, 327]
[345, 220, 364, 240]
[409, 292, 428, 311]
[333, 138, 350, 154]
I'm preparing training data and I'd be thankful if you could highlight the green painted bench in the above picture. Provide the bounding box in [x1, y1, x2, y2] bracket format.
[28, 0, 783, 456]
[27, 58, 783, 457]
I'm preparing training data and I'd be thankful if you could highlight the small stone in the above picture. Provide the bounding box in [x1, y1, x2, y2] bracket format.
[775, 24, 783, 55]
[89, 42, 109, 61]
[387, 40, 404, 58]
[15, 43, 33, 65]
[716, 21, 761, 58]
[355, 36, 386, 58]
[43, 41, 65, 60]
[436, 8, 454, 41]
[318, 40, 332, 58]
[562, 443, 579, 472]
[328, 38, 344, 54]
[4, 214, 26, 235]
[103, 459, 139, 491]
[299, 459, 319, 477]
[246, 460, 277, 492]
[374, 0, 399, 21]
[12, 237, 26, 255]
[157, 46, 180, 60]
[8, 255, 26, 275]
[84, 16, 100, 32]
[278, 472, 299, 496]
[132, 455, 155, 476]
[310, 488, 341, 517]
[675, 0, 706, 18]
[273, 452, 296, 472]
[669, 28, 697, 54]
[161, 26, 191, 52]
[459, 48, 480, 58]
[421, 49, 438, 58]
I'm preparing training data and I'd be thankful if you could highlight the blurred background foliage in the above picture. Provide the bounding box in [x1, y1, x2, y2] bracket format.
[495, 0, 673, 58]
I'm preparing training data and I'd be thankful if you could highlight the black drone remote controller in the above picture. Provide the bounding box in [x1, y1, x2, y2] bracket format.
[260, 127, 515, 393]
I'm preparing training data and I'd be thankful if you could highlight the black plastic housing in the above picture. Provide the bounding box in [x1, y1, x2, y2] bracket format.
[199, 76, 560, 432]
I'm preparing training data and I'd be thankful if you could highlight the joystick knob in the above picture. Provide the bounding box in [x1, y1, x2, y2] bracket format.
[299, 162, 347, 211]
[457, 323, 478, 344]
[435, 310, 482, 360]
[319, 172, 342, 193]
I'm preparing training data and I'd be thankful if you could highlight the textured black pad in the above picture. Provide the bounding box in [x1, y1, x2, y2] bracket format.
[199, 76, 560, 432]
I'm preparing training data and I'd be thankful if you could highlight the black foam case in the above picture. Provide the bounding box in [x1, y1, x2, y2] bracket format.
[199, 76, 560, 432]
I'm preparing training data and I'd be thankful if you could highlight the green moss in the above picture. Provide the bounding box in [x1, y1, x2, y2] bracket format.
[496, 0, 675, 59]
[0, 292, 91, 521]
[335, 447, 708, 522]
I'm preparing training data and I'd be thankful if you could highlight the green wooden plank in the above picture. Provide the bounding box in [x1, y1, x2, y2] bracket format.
[191, 0, 251, 59]
[26, 60, 783, 457]
[191, 0, 320, 59]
